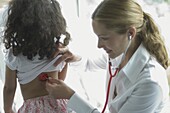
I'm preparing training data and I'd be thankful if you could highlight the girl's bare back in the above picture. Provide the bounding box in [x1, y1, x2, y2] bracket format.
[20, 71, 58, 100]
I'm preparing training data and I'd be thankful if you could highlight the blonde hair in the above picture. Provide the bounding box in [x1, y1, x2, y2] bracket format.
[92, 0, 170, 69]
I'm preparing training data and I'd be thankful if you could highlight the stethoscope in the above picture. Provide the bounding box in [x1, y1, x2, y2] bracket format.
[101, 62, 119, 113]
[101, 35, 132, 113]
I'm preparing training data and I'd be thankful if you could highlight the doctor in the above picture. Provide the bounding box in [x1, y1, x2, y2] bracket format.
[46, 0, 170, 113]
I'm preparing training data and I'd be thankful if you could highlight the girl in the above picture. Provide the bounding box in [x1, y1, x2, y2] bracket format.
[3, 0, 73, 113]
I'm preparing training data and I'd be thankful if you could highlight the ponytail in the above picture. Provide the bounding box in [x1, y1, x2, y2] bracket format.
[139, 12, 170, 69]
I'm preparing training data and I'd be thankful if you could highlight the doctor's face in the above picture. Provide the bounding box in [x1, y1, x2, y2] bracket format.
[92, 20, 129, 59]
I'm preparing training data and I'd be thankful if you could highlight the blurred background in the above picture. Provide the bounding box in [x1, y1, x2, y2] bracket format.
[0, 0, 170, 112]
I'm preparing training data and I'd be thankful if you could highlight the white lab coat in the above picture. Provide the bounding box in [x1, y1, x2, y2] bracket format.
[67, 44, 170, 113]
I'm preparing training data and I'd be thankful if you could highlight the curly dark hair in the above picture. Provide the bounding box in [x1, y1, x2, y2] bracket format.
[3, 0, 71, 60]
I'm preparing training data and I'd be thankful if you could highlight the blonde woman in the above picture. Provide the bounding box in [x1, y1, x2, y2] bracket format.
[46, 0, 170, 113]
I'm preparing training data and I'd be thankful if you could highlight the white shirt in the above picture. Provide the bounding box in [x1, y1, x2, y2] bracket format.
[4, 48, 65, 84]
[67, 44, 170, 113]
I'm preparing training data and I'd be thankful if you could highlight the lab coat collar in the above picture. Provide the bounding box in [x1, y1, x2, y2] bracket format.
[122, 43, 151, 83]
[109, 53, 124, 69]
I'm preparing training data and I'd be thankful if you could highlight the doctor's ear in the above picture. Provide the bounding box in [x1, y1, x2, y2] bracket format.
[127, 27, 136, 40]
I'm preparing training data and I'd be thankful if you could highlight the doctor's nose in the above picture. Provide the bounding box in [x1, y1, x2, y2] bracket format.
[97, 39, 104, 49]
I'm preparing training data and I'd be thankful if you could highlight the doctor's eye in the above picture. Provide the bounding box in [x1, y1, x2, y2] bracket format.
[100, 37, 109, 41]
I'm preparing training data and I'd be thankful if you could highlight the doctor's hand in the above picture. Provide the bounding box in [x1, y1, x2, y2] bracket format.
[45, 78, 75, 99]
[53, 43, 81, 66]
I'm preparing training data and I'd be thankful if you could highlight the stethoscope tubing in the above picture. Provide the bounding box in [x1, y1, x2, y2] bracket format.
[101, 37, 131, 113]
[101, 63, 119, 113]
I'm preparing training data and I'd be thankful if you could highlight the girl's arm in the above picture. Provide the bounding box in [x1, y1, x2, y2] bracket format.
[3, 66, 17, 113]
[58, 63, 68, 81]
